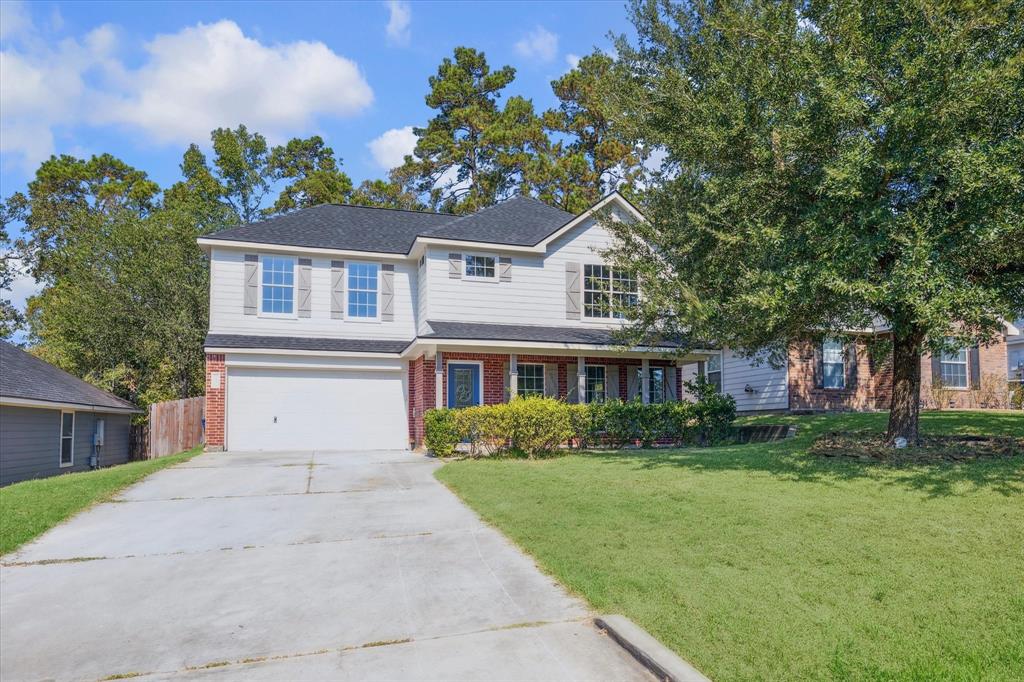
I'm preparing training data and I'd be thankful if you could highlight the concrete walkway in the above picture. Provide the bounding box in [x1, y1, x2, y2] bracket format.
[0, 450, 650, 681]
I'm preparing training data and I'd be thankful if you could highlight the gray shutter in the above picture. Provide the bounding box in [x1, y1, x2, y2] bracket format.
[297, 258, 312, 318]
[503, 362, 511, 402]
[381, 264, 395, 322]
[544, 363, 558, 398]
[330, 260, 345, 319]
[567, 363, 579, 403]
[607, 365, 620, 401]
[243, 254, 258, 315]
[931, 353, 942, 385]
[812, 345, 824, 389]
[666, 367, 678, 400]
[565, 262, 580, 320]
[846, 342, 857, 388]
[448, 253, 462, 279]
[627, 366, 640, 400]
[499, 256, 512, 282]
[969, 345, 981, 389]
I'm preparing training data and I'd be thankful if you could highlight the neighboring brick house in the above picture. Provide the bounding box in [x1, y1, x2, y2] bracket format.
[788, 329, 1015, 412]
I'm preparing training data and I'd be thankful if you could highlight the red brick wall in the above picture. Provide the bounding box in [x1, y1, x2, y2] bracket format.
[921, 338, 1008, 409]
[789, 335, 1007, 411]
[204, 353, 225, 450]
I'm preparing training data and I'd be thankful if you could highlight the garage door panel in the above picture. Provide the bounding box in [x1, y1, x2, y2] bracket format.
[227, 368, 407, 451]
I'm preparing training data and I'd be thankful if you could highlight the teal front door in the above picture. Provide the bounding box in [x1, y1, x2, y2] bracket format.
[447, 363, 481, 408]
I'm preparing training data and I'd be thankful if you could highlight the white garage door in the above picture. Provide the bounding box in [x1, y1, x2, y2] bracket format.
[227, 367, 408, 451]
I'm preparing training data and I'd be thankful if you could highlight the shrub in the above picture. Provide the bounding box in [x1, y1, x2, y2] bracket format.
[505, 397, 574, 457]
[423, 408, 462, 457]
[567, 403, 595, 448]
[456, 404, 509, 457]
[684, 375, 737, 445]
[1011, 383, 1024, 410]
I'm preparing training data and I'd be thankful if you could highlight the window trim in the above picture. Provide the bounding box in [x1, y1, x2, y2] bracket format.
[581, 262, 638, 321]
[258, 254, 297, 319]
[647, 366, 668, 403]
[585, 364, 608, 404]
[463, 253, 499, 282]
[821, 339, 846, 390]
[447, 360, 484, 408]
[59, 410, 75, 468]
[516, 363, 545, 398]
[939, 346, 969, 390]
[346, 260, 382, 322]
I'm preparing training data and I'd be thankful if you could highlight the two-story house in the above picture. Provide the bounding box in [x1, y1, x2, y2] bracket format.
[199, 193, 762, 452]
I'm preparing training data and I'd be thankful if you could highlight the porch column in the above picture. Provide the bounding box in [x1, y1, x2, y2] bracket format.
[641, 358, 650, 405]
[434, 352, 443, 409]
[577, 355, 587, 403]
[508, 353, 518, 402]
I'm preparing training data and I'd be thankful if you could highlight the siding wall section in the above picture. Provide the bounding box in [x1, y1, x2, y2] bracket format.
[679, 350, 790, 412]
[425, 216, 627, 330]
[208, 248, 417, 340]
[0, 407, 131, 486]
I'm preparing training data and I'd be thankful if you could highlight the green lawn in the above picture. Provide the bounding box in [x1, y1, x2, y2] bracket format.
[436, 411, 1024, 681]
[0, 446, 202, 555]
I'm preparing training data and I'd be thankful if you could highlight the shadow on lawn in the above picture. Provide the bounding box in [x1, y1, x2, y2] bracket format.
[582, 413, 1024, 499]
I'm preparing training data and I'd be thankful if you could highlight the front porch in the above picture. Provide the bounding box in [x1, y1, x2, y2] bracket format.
[407, 346, 714, 448]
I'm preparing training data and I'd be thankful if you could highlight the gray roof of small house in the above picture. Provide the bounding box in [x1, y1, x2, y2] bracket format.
[205, 334, 412, 354]
[202, 196, 576, 253]
[0, 341, 141, 411]
[420, 321, 689, 348]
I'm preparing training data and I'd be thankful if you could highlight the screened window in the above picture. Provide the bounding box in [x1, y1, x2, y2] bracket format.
[707, 354, 723, 392]
[261, 256, 295, 314]
[648, 367, 666, 403]
[822, 340, 846, 389]
[585, 365, 607, 404]
[517, 364, 545, 397]
[940, 347, 968, 388]
[465, 255, 496, 279]
[60, 411, 74, 467]
[348, 262, 379, 319]
[583, 265, 637, 319]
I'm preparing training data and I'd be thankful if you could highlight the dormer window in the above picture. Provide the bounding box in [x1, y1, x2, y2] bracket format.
[465, 255, 497, 280]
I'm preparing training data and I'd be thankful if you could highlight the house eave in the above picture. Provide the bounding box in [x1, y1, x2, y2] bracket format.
[0, 396, 143, 414]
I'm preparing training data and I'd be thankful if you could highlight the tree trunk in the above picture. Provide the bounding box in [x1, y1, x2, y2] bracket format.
[886, 329, 924, 444]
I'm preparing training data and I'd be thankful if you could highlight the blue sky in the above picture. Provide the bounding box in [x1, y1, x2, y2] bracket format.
[0, 0, 636, 322]
[1, 0, 634, 194]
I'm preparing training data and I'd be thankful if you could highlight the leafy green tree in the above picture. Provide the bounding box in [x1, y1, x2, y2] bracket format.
[608, 0, 1024, 442]
[0, 204, 26, 338]
[208, 125, 271, 224]
[396, 47, 547, 214]
[538, 52, 649, 213]
[349, 178, 426, 211]
[266, 136, 353, 214]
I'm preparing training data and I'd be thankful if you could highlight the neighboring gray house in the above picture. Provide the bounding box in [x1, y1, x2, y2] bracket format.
[0, 341, 141, 486]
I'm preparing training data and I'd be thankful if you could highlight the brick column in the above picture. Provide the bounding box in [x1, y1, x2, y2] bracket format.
[204, 353, 225, 451]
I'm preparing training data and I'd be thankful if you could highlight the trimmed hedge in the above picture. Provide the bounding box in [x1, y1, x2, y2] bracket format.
[423, 376, 737, 457]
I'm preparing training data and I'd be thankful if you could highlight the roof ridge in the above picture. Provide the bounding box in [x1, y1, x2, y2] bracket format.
[320, 202, 457, 217]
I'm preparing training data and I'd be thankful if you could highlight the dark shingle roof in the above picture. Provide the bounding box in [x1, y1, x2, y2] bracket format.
[421, 197, 575, 246]
[205, 334, 412, 354]
[202, 196, 576, 253]
[203, 204, 454, 254]
[420, 321, 687, 348]
[0, 341, 140, 411]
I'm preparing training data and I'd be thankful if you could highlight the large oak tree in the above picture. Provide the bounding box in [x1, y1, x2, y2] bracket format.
[608, 0, 1023, 441]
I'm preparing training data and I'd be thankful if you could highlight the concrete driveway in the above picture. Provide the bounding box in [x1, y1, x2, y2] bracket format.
[0, 450, 650, 681]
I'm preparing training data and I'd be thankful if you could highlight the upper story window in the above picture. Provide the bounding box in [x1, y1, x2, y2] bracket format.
[585, 365, 607, 403]
[261, 256, 295, 315]
[707, 354, 723, 392]
[465, 255, 496, 279]
[517, 363, 545, 397]
[348, 262, 379, 319]
[583, 265, 637, 319]
[939, 346, 968, 388]
[822, 339, 846, 389]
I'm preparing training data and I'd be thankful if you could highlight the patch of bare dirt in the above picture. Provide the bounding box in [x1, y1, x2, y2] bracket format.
[810, 432, 1022, 465]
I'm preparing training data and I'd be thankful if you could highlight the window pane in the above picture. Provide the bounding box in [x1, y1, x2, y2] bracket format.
[61, 438, 72, 464]
[583, 265, 611, 318]
[465, 255, 496, 278]
[648, 367, 666, 403]
[348, 262, 379, 318]
[823, 362, 845, 389]
[708, 370, 722, 393]
[586, 366, 606, 403]
[708, 354, 722, 373]
[261, 257, 294, 314]
[62, 412, 74, 437]
[517, 364, 545, 397]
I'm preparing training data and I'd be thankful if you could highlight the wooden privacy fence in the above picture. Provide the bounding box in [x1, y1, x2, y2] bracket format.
[145, 396, 205, 458]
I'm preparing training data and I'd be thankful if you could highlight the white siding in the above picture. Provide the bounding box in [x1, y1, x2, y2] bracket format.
[425, 215, 626, 330]
[680, 349, 789, 412]
[209, 248, 417, 340]
[417, 254, 430, 335]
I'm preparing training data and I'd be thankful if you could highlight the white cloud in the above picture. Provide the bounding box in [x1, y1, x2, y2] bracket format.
[514, 26, 558, 62]
[368, 125, 417, 169]
[0, 18, 374, 169]
[96, 20, 373, 144]
[0, 1, 31, 40]
[565, 53, 581, 69]
[1, 255, 40, 315]
[384, 1, 411, 46]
